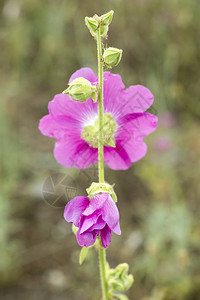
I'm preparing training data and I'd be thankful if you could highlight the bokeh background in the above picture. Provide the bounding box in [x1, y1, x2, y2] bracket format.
[0, 0, 200, 299]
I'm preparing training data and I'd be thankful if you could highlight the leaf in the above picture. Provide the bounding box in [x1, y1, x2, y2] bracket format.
[79, 247, 89, 265]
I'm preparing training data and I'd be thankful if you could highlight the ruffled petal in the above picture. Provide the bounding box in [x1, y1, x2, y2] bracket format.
[54, 137, 98, 169]
[76, 229, 98, 247]
[119, 85, 154, 114]
[69, 67, 97, 84]
[80, 211, 101, 234]
[89, 216, 106, 231]
[101, 196, 121, 235]
[117, 113, 158, 139]
[38, 114, 67, 139]
[100, 225, 112, 248]
[83, 193, 109, 216]
[103, 72, 125, 116]
[104, 144, 132, 170]
[64, 196, 89, 227]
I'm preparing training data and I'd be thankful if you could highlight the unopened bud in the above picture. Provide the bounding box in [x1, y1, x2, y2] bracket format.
[85, 17, 99, 32]
[63, 77, 96, 102]
[107, 263, 134, 292]
[103, 47, 122, 68]
[101, 10, 114, 26]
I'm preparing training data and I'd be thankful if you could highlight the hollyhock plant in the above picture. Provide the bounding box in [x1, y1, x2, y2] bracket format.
[39, 10, 158, 300]
[64, 193, 121, 248]
[39, 68, 158, 170]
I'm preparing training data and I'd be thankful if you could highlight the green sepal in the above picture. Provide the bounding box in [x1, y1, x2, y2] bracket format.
[91, 91, 97, 102]
[100, 10, 114, 26]
[113, 294, 129, 300]
[86, 182, 117, 202]
[79, 247, 89, 265]
[72, 224, 78, 235]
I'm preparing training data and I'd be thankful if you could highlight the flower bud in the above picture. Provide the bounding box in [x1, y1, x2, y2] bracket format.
[101, 10, 114, 26]
[107, 263, 134, 292]
[63, 77, 96, 102]
[85, 17, 99, 32]
[103, 47, 123, 68]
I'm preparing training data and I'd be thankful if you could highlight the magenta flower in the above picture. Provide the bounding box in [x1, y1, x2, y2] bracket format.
[39, 68, 158, 170]
[64, 193, 121, 248]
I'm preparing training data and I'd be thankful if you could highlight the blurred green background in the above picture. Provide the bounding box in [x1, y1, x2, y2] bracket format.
[0, 0, 200, 299]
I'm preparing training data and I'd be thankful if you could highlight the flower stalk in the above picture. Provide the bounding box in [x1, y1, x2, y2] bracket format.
[99, 241, 109, 300]
[97, 26, 109, 300]
[97, 27, 105, 184]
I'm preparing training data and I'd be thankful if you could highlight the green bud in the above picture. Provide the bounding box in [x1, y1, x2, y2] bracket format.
[107, 263, 134, 292]
[63, 77, 96, 102]
[101, 10, 114, 26]
[86, 182, 117, 202]
[103, 47, 123, 68]
[85, 17, 99, 32]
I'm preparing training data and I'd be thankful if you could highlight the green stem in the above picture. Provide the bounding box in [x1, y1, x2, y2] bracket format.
[97, 27, 104, 184]
[99, 242, 109, 300]
[96, 28, 109, 300]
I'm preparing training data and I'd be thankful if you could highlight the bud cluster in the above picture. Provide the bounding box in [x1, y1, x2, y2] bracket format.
[85, 11, 123, 69]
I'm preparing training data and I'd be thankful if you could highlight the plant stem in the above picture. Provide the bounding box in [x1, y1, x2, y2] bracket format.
[97, 27, 104, 184]
[96, 28, 109, 300]
[99, 242, 109, 300]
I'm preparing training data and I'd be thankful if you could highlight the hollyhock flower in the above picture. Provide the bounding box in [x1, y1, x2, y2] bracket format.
[64, 193, 121, 248]
[39, 67, 158, 170]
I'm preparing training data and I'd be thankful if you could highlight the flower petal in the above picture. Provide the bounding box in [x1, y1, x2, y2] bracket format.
[104, 144, 132, 170]
[48, 93, 98, 128]
[69, 67, 97, 84]
[101, 196, 121, 235]
[54, 138, 98, 169]
[89, 216, 106, 231]
[100, 225, 112, 248]
[38, 114, 67, 139]
[83, 193, 109, 216]
[122, 138, 148, 163]
[119, 85, 154, 114]
[76, 229, 98, 247]
[80, 211, 101, 234]
[117, 113, 158, 139]
[64, 196, 89, 227]
[103, 72, 125, 116]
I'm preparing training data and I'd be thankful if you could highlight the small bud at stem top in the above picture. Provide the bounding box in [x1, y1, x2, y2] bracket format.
[100, 10, 114, 26]
[85, 17, 99, 32]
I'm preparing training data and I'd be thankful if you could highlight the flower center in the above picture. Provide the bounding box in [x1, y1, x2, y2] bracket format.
[81, 113, 117, 148]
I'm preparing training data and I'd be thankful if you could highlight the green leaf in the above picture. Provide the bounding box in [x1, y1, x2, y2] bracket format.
[79, 247, 89, 265]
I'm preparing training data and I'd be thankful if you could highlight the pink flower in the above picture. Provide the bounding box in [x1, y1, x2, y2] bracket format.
[64, 193, 121, 248]
[39, 68, 158, 170]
